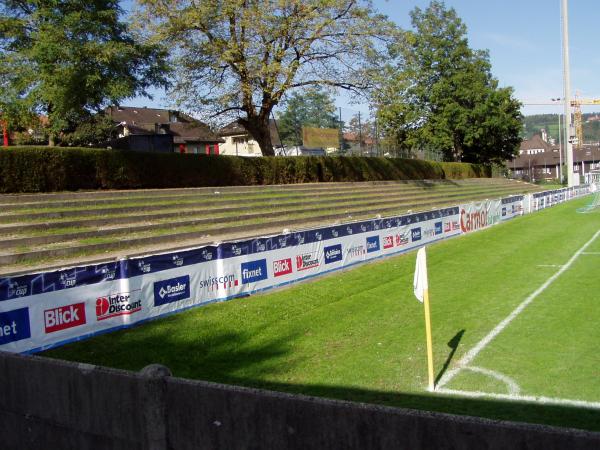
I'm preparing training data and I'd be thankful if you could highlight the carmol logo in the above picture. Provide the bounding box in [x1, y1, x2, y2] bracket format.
[324, 244, 343, 264]
[241, 259, 268, 284]
[153, 275, 190, 306]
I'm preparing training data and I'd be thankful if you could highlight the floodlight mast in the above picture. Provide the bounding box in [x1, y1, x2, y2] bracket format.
[561, 0, 575, 186]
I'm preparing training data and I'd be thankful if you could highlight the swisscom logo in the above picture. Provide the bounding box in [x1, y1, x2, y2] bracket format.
[324, 244, 343, 264]
[154, 275, 190, 306]
[0, 308, 31, 345]
[241, 259, 268, 284]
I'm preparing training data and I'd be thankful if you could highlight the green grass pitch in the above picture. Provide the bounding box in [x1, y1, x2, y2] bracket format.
[43, 196, 600, 431]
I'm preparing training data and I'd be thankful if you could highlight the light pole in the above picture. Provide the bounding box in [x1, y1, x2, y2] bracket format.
[561, 0, 575, 186]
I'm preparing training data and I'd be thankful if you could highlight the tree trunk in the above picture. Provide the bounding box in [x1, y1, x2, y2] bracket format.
[244, 116, 274, 156]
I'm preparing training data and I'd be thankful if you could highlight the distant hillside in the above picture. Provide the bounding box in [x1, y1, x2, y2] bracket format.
[523, 113, 600, 143]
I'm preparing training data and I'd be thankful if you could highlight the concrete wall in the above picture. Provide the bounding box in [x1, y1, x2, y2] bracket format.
[1, 351, 599, 450]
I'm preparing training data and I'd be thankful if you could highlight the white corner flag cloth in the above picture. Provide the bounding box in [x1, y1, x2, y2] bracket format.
[413, 247, 428, 303]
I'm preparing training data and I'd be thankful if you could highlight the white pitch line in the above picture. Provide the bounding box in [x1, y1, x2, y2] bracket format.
[536, 264, 564, 268]
[581, 252, 600, 255]
[436, 387, 600, 410]
[437, 229, 600, 389]
[464, 366, 521, 395]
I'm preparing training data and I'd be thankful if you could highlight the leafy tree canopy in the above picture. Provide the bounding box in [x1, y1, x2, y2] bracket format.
[277, 87, 339, 146]
[139, 0, 397, 155]
[0, 0, 168, 144]
[373, 1, 522, 164]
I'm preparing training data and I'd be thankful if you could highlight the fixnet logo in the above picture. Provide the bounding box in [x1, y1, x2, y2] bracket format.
[411, 227, 422, 242]
[241, 259, 268, 284]
[435, 222, 443, 235]
[324, 244, 343, 264]
[154, 275, 190, 306]
[96, 291, 142, 321]
[366, 236, 380, 253]
[273, 258, 293, 277]
[44, 302, 86, 333]
[0, 308, 31, 345]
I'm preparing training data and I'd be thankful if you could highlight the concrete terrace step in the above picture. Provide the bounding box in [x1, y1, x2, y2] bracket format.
[0, 178, 522, 206]
[0, 179, 510, 212]
[0, 184, 534, 225]
[0, 178, 542, 272]
[0, 185, 530, 250]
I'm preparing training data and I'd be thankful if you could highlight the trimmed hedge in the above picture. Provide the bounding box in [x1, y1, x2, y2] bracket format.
[0, 146, 491, 193]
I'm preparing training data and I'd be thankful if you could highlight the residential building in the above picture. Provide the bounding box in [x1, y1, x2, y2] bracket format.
[508, 134, 600, 182]
[219, 120, 281, 157]
[106, 106, 223, 154]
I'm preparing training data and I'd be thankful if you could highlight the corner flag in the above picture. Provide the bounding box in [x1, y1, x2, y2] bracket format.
[413, 247, 428, 303]
[413, 246, 435, 391]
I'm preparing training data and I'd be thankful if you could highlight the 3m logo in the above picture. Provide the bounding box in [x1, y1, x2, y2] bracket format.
[383, 236, 394, 249]
[96, 291, 142, 321]
[366, 236, 380, 253]
[0, 308, 31, 345]
[324, 244, 343, 264]
[296, 252, 320, 271]
[273, 258, 293, 277]
[241, 259, 268, 284]
[44, 303, 86, 333]
[154, 275, 190, 306]
[411, 228, 422, 242]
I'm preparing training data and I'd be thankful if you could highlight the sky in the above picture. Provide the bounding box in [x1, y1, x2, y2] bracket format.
[125, 0, 600, 117]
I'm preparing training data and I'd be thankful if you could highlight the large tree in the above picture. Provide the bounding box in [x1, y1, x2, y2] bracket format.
[373, 1, 522, 164]
[0, 0, 168, 145]
[277, 87, 338, 146]
[139, 0, 396, 156]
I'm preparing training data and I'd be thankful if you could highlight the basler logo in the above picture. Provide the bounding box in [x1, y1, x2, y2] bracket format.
[411, 227, 421, 242]
[296, 252, 320, 271]
[153, 275, 190, 306]
[324, 244, 342, 264]
[460, 208, 488, 233]
[241, 259, 268, 284]
[44, 303, 86, 333]
[96, 291, 142, 321]
[273, 258, 293, 277]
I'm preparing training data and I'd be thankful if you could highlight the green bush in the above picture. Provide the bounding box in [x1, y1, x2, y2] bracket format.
[0, 146, 491, 193]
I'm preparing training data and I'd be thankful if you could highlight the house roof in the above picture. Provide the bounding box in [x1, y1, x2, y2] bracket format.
[508, 138, 600, 168]
[219, 119, 282, 146]
[107, 106, 223, 144]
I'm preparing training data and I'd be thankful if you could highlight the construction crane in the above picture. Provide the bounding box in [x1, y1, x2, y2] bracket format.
[571, 94, 600, 148]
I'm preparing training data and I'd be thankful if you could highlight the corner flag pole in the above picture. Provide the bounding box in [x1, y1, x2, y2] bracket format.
[414, 247, 435, 391]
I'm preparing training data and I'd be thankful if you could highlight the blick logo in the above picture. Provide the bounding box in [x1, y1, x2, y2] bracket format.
[366, 236, 380, 253]
[324, 244, 343, 264]
[154, 275, 190, 306]
[0, 308, 31, 345]
[44, 303, 86, 333]
[241, 259, 268, 284]
[273, 258, 293, 277]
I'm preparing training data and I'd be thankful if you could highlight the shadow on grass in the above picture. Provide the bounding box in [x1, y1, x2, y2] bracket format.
[435, 329, 465, 386]
[42, 322, 600, 433]
[215, 378, 600, 433]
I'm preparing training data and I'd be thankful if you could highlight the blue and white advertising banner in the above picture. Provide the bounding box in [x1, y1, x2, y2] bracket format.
[458, 199, 502, 234]
[500, 196, 525, 221]
[0, 186, 590, 354]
